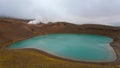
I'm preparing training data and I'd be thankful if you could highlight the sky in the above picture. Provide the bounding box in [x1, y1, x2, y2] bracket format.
[0, 0, 120, 25]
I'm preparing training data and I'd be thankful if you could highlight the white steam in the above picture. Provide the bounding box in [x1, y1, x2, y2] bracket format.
[28, 19, 41, 24]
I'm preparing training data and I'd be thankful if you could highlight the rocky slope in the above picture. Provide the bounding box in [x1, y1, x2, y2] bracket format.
[0, 18, 34, 48]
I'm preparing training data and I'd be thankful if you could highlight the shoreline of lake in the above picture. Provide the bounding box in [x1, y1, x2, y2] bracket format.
[5, 34, 119, 64]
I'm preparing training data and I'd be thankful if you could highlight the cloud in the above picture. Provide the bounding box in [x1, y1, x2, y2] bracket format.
[0, 0, 120, 26]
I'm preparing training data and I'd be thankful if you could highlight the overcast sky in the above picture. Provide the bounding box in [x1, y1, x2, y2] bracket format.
[0, 0, 120, 25]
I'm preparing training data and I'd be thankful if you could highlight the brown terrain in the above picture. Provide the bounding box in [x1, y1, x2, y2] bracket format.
[0, 17, 120, 68]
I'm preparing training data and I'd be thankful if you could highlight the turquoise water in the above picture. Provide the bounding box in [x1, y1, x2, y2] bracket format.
[7, 34, 116, 62]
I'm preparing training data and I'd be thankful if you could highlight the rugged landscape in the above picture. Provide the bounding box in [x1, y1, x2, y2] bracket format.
[0, 17, 120, 68]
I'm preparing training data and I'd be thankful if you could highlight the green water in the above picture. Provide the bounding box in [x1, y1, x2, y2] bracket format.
[7, 34, 116, 62]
